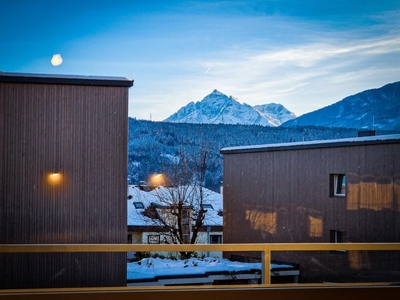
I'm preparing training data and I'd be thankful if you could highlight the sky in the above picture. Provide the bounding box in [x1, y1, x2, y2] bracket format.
[1, 0, 400, 121]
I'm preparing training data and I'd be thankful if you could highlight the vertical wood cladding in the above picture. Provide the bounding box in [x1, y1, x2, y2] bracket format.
[0, 80, 130, 288]
[222, 139, 400, 282]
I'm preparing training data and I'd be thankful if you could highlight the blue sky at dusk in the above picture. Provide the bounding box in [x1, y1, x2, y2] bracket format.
[1, 0, 400, 120]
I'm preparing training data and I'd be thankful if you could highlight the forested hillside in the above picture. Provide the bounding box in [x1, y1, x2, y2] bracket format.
[128, 119, 363, 191]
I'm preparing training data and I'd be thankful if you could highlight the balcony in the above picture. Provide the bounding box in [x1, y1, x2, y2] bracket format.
[1, 243, 399, 299]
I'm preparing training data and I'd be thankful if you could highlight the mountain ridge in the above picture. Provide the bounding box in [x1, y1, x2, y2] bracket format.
[282, 81, 400, 131]
[164, 89, 296, 127]
[164, 81, 400, 131]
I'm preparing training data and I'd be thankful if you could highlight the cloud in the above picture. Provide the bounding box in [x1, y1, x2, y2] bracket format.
[125, 7, 400, 120]
[186, 29, 400, 111]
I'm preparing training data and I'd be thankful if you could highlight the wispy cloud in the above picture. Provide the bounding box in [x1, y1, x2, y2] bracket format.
[197, 26, 399, 109]
[49, 22, 400, 120]
[5, 0, 396, 121]
[133, 25, 400, 120]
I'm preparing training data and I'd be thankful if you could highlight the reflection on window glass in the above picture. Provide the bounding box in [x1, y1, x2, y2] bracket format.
[330, 174, 346, 196]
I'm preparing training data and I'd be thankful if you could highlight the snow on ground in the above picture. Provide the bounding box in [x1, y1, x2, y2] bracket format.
[127, 257, 291, 280]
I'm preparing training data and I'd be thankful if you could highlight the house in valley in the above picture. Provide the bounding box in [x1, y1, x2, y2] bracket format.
[127, 185, 223, 258]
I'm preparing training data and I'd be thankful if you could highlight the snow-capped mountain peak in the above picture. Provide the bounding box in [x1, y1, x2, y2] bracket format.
[254, 103, 297, 127]
[210, 89, 224, 96]
[164, 90, 296, 127]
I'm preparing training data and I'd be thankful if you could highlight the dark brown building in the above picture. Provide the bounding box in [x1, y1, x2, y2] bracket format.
[0, 72, 133, 288]
[221, 135, 400, 283]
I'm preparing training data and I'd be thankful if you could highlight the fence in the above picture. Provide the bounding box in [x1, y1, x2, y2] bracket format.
[1, 242, 399, 288]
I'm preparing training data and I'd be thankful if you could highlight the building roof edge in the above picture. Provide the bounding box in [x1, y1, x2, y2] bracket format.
[0, 72, 134, 87]
[220, 134, 400, 154]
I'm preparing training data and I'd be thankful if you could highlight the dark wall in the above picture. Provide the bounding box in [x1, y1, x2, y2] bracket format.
[0, 81, 129, 288]
[223, 141, 400, 282]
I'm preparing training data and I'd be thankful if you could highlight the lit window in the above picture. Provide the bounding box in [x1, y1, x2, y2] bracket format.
[209, 234, 222, 244]
[133, 202, 144, 209]
[330, 174, 346, 197]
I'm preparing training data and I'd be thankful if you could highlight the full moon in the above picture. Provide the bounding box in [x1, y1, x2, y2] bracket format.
[51, 54, 63, 66]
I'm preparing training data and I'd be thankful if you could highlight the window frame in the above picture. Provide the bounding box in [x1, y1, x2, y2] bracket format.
[133, 201, 145, 209]
[330, 174, 346, 197]
[147, 234, 160, 244]
[201, 204, 214, 210]
[209, 234, 222, 244]
[330, 230, 346, 252]
[330, 230, 346, 243]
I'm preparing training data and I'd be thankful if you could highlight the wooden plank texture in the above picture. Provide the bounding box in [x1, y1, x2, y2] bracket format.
[222, 140, 400, 283]
[0, 81, 129, 288]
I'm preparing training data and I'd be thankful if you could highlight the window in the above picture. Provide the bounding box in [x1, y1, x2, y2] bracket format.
[330, 230, 346, 243]
[330, 230, 346, 252]
[209, 234, 222, 244]
[330, 174, 346, 197]
[202, 204, 214, 210]
[147, 235, 160, 244]
[133, 202, 144, 209]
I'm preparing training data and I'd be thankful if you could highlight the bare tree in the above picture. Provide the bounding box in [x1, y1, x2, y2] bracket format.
[143, 145, 214, 258]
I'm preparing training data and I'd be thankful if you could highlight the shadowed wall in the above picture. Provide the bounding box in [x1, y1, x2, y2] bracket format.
[221, 136, 400, 282]
[0, 74, 133, 288]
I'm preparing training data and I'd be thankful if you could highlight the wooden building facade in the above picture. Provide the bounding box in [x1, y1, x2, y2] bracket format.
[220, 135, 400, 283]
[0, 72, 133, 288]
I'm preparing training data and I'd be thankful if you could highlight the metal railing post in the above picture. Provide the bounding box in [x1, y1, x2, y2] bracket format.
[262, 247, 271, 285]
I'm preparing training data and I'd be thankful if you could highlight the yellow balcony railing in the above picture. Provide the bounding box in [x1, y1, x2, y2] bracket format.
[1, 242, 399, 288]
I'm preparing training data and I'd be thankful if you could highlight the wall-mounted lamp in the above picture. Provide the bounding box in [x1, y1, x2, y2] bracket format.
[47, 172, 63, 185]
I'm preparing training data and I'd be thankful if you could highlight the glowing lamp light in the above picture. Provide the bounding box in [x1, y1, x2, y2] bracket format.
[149, 173, 166, 187]
[48, 172, 62, 185]
[51, 54, 63, 66]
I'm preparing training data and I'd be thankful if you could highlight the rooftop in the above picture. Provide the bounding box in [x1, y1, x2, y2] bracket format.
[0, 72, 133, 87]
[127, 185, 223, 227]
[220, 134, 400, 154]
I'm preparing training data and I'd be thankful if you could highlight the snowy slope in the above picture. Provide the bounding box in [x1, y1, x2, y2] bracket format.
[164, 90, 296, 127]
[254, 103, 296, 127]
[282, 81, 400, 130]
